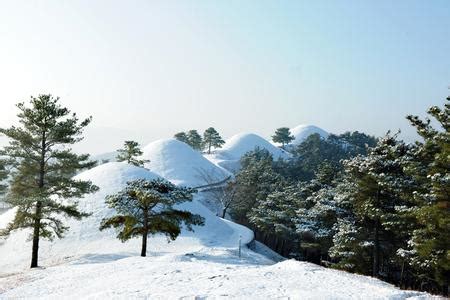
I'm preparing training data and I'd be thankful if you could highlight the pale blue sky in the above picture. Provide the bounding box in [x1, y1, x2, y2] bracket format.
[0, 1, 449, 153]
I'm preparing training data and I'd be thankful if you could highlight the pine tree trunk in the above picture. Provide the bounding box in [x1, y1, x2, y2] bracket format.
[141, 209, 149, 257]
[31, 132, 46, 268]
[141, 231, 148, 257]
[30, 201, 42, 268]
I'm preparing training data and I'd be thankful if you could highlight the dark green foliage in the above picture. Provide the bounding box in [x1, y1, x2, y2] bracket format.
[116, 140, 149, 167]
[100, 179, 205, 257]
[272, 127, 294, 149]
[279, 132, 377, 181]
[230, 148, 284, 225]
[202, 127, 225, 154]
[329, 134, 413, 279]
[0, 95, 98, 268]
[401, 97, 449, 294]
[174, 132, 189, 144]
[187, 130, 203, 151]
[175, 130, 203, 150]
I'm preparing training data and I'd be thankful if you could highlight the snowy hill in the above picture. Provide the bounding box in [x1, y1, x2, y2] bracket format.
[142, 138, 232, 187]
[206, 133, 290, 173]
[0, 162, 253, 274]
[290, 124, 329, 145]
[0, 162, 433, 298]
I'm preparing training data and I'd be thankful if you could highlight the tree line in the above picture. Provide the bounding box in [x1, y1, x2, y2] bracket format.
[227, 96, 449, 296]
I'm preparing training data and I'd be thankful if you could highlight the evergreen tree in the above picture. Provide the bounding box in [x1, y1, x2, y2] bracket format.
[202, 127, 225, 154]
[329, 134, 412, 278]
[0, 95, 98, 268]
[100, 179, 205, 257]
[402, 97, 449, 295]
[116, 140, 149, 167]
[187, 130, 203, 151]
[272, 127, 294, 149]
[295, 162, 343, 257]
[230, 148, 284, 226]
[174, 132, 189, 144]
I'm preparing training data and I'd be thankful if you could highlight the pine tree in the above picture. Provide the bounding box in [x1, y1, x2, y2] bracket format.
[202, 127, 225, 154]
[0, 95, 98, 268]
[187, 130, 203, 151]
[402, 96, 450, 295]
[272, 127, 294, 149]
[116, 140, 149, 167]
[174, 132, 189, 144]
[295, 162, 343, 257]
[329, 134, 412, 278]
[100, 179, 205, 257]
[230, 148, 284, 225]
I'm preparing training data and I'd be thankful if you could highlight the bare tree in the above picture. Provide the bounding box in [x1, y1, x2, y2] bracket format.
[195, 168, 237, 218]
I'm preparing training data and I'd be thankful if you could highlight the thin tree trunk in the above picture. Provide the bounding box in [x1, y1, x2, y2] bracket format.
[31, 131, 46, 268]
[30, 201, 42, 268]
[141, 209, 149, 257]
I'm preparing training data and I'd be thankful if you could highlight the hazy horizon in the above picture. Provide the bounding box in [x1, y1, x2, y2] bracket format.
[1, 1, 449, 154]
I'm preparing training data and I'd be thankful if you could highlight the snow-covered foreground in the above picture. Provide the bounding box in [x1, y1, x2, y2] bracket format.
[0, 249, 432, 299]
[0, 159, 434, 299]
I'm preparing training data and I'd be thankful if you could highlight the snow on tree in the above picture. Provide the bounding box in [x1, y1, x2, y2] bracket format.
[328, 133, 413, 278]
[230, 148, 283, 225]
[0, 95, 98, 268]
[202, 127, 225, 154]
[116, 140, 149, 167]
[272, 127, 294, 149]
[100, 179, 205, 257]
[401, 96, 449, 295]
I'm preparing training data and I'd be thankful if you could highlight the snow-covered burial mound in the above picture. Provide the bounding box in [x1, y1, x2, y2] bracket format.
[0, 162, 252, 275]
[206, 133, 290, 173]
[142, 139, 232, 187]
[290, 124, 329, 145]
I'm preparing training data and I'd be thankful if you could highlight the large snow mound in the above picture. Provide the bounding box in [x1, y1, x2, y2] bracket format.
[142, 138, 232, 187]
[0, 161, 253, 275]
[290, 124, 329, 145]
[220, 133, 290, 160]
[205, 133, 290, 173]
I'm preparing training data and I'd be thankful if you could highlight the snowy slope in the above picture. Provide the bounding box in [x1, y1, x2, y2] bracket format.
[290, 124, 329, 145]
[0, 162, 252, 275]
[206, 133, 290, 173]
[142, 138, 232, 187]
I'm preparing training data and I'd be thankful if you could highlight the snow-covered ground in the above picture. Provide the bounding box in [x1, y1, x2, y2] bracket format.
[0, 144, 435, 299]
